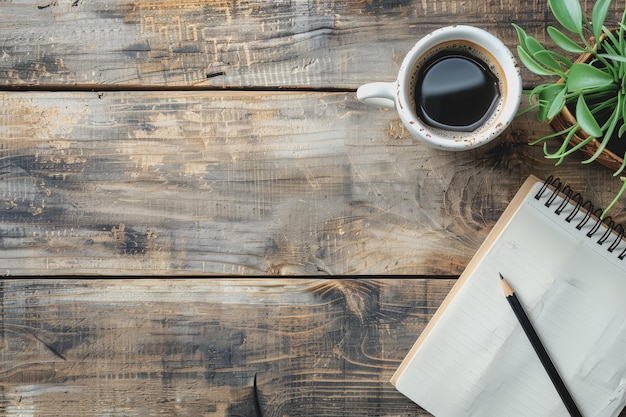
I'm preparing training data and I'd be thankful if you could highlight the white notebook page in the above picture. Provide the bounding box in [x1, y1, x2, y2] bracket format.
[392, 177, 626, 417]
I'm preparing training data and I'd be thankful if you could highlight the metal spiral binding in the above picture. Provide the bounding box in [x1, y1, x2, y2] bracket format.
[534, 175, 626, 260]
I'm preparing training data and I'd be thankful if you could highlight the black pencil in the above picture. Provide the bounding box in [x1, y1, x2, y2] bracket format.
[499, 273, 583, 417]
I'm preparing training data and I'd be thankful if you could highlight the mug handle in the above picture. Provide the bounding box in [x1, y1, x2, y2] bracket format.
[356, 82, 396, 109]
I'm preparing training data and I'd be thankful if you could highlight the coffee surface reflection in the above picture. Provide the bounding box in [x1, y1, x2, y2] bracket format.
[415, 52, 500, 132]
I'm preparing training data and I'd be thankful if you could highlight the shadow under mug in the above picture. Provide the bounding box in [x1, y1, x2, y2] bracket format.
[357, 25, 522, 151]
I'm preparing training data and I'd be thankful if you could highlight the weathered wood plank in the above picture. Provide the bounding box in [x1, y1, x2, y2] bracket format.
[0, 0, 604, 88]
[0, 91, 623, 275]
[0, 279, 455, 417]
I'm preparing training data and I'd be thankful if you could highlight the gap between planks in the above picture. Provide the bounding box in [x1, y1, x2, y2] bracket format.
[0, 84, 357, 93]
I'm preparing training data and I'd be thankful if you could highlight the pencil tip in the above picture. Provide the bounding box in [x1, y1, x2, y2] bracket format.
[500, 275, 514, 296]
[499, 272, 504, 280]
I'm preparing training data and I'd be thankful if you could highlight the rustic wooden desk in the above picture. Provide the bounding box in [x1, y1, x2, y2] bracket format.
[1, 1, 625, 416]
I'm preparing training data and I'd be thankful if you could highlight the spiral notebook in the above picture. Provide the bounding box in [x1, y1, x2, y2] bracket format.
[392, 175, 626, 417]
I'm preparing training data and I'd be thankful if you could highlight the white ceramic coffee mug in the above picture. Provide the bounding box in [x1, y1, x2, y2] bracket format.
[357, 25, 522, 151]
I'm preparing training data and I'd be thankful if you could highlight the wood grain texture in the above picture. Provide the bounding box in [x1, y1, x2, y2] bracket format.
[2, 1, 626, 416]
[0, 0, 607, 88]
[0, 278, 455, 417]
[1, 91, 623, 275]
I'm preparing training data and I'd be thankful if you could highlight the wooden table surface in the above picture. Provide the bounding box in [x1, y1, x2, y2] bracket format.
[1, 1, 626, 416]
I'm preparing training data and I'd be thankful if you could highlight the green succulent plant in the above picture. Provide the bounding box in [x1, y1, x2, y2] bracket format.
[514, 0, 626, 215]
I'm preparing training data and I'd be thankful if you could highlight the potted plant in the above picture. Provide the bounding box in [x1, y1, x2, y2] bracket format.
[514, 0, 626, 215]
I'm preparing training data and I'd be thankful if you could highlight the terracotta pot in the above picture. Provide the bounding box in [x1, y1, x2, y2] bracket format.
[549, 36, 625, 172]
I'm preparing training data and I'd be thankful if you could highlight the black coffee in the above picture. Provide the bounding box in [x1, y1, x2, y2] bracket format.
[414, 51, 500, 132]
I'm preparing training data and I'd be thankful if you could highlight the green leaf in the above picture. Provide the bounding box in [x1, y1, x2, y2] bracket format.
[575, 95, 602, 137]
[533, 50, 565, 72]
[547, 85, 567, 119]
[515, 25, 551, 57]
[556, 134, 596, 158]
[524, 35, 547, 54]
[584, 106, 620, 163]
[542, 126, 578, 163]
[547, 26, 586, 53]
[566, 63, 615, 91]
[530, 83, 562, 99]
[512, 23, 529, 50]
[600, 41, 619, 57]
[599, 54, 626, 64]
[615, 158, 626, 176]
[601, 26, 621, 49]
[548, 0, 583, 34]
[592, 0, 612, 41]
[514, 24, 565, 67]
[516, 45, 557, 76]
[602, 177, 626, 218]
[522, 35, 564, 73]
[531, 84, 566, 120]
